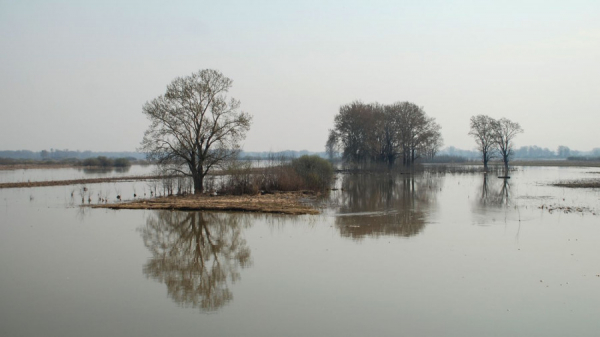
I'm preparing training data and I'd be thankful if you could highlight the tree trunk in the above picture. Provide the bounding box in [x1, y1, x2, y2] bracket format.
[388, 155, 395, 167]
[483, 153, 488, 171]
[193, 174, 204, 194]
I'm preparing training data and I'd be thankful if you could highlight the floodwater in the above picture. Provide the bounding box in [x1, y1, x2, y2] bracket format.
[0, 164, 156, 183]
[1, 166, 600, 336]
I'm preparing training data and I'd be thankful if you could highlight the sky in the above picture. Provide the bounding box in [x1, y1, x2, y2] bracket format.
[1, 0, 599, 153]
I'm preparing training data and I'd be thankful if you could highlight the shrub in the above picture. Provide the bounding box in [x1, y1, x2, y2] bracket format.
[219, 161, 260, 195]
[114, 158, 131, 167]
[291, 155, 334, 191]
[217, 155, 334, 195]
[82, 158, 101, 166]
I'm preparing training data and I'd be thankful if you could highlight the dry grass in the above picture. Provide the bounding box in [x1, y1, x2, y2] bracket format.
[89, 191, 320, 215]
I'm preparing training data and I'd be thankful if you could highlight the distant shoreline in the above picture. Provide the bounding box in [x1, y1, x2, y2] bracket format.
[0, 175, 169, 189]
[0, 163, 150, 171]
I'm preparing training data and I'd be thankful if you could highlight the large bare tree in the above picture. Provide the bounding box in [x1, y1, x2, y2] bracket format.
[141, 69, 252, 194]
[493, 118, 523, 173]
[468, 115, 497, 171]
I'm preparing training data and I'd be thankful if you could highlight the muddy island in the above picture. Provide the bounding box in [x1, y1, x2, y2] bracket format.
[90, 191, 321, 215]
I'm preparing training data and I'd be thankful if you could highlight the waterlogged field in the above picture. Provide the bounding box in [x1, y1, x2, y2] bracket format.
[1, 166, 600, 336]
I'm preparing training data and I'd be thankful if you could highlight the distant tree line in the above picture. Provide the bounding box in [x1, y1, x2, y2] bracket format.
[326, 101, 443, 167]
[0, 155, 141, 167]
[0, 149, 146, 160]
[439, 145, 600, 161]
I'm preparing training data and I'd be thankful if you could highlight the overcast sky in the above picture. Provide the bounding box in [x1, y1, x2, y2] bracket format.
[1, 0, 599, 153]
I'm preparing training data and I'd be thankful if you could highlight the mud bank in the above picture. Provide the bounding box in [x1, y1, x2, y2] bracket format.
[89, 191, 320, 215]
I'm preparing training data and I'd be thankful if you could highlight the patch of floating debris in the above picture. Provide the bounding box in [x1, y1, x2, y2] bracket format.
[539, 204, 596, 215]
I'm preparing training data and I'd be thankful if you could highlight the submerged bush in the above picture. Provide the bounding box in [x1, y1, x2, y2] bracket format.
[217, 155, 334, 195]
[219, 161, 260, 195]
[291, 155, 334, 191]
[113, 158, 131, 167]
[81, 156, 131, 167]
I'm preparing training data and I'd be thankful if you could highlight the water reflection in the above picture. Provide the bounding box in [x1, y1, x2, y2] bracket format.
[140, 211, 252, 312]
[478, 175, 511, 207]
[80, 166, 131, 175]
[332, 173, 440, 239]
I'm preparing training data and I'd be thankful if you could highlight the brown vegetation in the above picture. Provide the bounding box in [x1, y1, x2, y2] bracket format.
[216, 155, 334, 195]
[90, 191, 320, 215]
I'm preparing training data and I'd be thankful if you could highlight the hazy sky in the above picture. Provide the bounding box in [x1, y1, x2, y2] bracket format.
[1, 0, 599, 152]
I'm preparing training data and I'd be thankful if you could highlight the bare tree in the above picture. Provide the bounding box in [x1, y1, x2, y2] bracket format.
[468, 115, 497, 171]
[493, 118, 523, 173]
[141, 69, 252, 194]
[325, 130, 339, 161]
[419, 120, 443, 159]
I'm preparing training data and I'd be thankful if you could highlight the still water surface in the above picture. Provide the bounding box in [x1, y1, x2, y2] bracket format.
[1, 166, 600, 336]
[0, 164, 156, 183]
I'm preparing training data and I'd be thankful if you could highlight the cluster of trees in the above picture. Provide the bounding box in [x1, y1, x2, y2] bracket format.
[326, 101, 443, 166]
[81, 156, 131, 167]
[468, 115, 523, 171]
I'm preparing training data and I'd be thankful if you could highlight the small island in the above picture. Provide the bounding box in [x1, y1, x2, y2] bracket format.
[91, 191, 321, 215]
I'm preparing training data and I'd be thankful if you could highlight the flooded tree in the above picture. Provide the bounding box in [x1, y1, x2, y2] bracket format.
[141, 69, 252, 194]
[493, 118, 523, 173]
[468, 115, 498, 171]
[327, 101, 442, 167]
[327, 101, 382, 164]
[140, 211, 252, 312]
[469, 116, 523, 172]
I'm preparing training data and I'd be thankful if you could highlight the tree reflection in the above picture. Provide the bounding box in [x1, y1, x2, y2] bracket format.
[140, 211, 252, 312]
[478, 175, 511, 207]
[332, 172, 439, 239]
